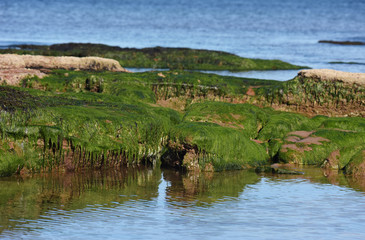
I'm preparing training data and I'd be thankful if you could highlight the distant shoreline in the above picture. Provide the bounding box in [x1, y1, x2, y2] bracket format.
[0, 42, 308, 71]
[319, 40, 365, 46]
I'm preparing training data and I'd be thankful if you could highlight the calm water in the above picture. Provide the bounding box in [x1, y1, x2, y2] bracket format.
[1, 0, 365, 79]
[127, 68, 300, 81]
[1, 167, 365, 240]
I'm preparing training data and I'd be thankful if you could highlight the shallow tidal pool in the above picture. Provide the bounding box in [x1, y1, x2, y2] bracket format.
[1, 167, 365, 240]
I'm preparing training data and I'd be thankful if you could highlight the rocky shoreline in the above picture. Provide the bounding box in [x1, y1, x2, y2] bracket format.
[319, 40, 365, 46]
[1, 43, 307, 71]
[0, 45, 364, 177]
[0, 54, 128, 85]
[298, 69, 365, 85]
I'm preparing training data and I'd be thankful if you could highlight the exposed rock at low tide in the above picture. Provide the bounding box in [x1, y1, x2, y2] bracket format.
[319, 40, 365, 45]
[298, 69, 365, 85]
[263, 69, 365, 117]
[0, 54, 129, 85]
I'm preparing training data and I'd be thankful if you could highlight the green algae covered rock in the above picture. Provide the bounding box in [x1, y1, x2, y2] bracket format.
[1, 43, 307, 71]
[262, 69, 365, 117]
[278, 120, 365, 170]
[164, 122, 269, 172]
[0, 67, 364, 176]
[344, 149, 365, 176]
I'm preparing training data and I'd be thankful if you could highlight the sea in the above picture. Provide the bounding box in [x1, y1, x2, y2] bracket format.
[0, 0, 364, 80]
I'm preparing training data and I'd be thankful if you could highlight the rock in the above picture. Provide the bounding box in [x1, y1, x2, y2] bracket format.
[0, 54, 129, 85]
[298, 69, 365, 86]
[0, 54, 127, 71]
[322, 150, 340, 169]
[344, 150, 365, 176]
[0, 68, 47, 85]
[319, 40, 365, 45]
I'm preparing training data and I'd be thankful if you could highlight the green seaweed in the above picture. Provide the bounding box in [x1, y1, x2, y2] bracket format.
[168, 122, 269, 171]
[278, 119, 365, 168]
[1, 43, 307, 71]
[0, 66, 364, 175]
[345, 148, 365, 176]
[183, 101, 268, 138]
[329, 61, 365, 65]
[0, 76, 183, 175]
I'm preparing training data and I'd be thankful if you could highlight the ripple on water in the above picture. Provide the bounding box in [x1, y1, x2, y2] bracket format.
[1, 168, 365, 240]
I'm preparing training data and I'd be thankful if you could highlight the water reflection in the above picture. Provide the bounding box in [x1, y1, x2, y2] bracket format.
[163, 169, 259, 206]
[1, 166, 365, 239]
[0, 167, 161, 233]
[258, 165, 365, 193]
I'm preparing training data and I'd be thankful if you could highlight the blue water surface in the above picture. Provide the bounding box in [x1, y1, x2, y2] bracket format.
[0, 0, 365, 77]
[1, 168, 365, 240]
